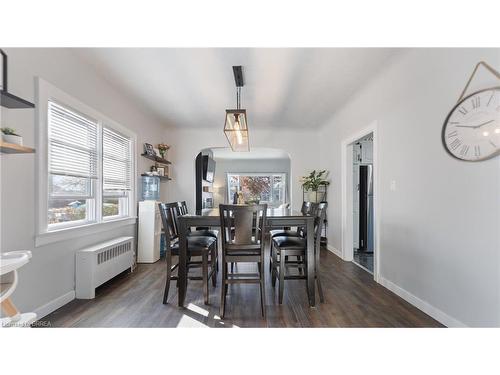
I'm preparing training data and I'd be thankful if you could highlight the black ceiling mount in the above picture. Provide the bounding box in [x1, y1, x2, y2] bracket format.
[0, 49, 35, 109]
[232, 66, 244, 87]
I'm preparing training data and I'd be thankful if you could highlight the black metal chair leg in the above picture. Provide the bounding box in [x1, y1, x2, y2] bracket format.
[220, 260, 226, 318]
[271, 244, 278, 287]
[260, 259, 266, 317]
[163, 251, 172, 304]
[202, 252, 209, 305]
[315, 249, 324, 303]
[279, 250, 285, 304]
[211, 246, 217, 287]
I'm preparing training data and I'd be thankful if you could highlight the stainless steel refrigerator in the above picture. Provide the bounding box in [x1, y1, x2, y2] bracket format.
[359, 165, 374, 252]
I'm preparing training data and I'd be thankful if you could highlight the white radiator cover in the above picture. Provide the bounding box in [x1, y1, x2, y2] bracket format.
[75, 236, 134, 299]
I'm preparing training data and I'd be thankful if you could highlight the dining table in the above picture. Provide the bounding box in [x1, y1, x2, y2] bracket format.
[176, 207, 317, 308]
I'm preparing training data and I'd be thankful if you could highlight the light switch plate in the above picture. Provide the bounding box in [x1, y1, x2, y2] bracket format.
[390, 180, 397, 191]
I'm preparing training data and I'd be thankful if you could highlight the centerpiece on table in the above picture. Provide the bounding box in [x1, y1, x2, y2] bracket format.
[300, 170, 330, 203]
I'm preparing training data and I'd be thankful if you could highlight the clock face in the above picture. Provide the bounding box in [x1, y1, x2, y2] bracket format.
[442, 87, 500, 161]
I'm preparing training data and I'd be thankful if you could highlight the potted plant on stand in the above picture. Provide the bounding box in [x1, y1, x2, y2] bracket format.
[301, 170, 330, 203]
[1, 127, 23, 146]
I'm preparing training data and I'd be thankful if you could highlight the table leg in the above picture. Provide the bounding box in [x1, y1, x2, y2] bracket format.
[306, 216, 316, 307]
[178, 218, 187, 307]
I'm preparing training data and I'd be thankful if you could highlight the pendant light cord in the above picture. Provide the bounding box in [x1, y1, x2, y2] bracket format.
[236, 86, 241, 110]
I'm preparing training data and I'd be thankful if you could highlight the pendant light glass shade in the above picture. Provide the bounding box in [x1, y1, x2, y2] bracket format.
[224, 109, 249, 152]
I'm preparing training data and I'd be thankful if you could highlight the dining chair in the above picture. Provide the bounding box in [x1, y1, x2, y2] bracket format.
[271, 202, 327, 304]
[219, 204, 267, 318]
[158, 202, 217, 305]
[269, 201, 317, 272]
[177, 200, 219, 271]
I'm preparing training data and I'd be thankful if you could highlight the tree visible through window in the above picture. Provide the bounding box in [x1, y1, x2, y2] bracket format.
[227, 173, 286, 207]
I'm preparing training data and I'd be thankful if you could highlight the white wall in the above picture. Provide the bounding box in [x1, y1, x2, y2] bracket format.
[211, 157, 291, 206]
[0, 48, 168, 316]
[319, 48, 500, 327]
[165, 128, 320, 212]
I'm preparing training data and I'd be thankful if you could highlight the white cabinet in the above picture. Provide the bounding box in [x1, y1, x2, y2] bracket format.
[137, 200, 162, 263]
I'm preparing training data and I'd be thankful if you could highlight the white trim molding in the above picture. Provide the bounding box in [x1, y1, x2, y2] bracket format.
[35, 216, 136, 247]
[35, 77, 138, 245]
[326, 244, 342, 259]
[340, 121, 380, 282]
[378, 276, 467, 328]
[34, 290, 75, 320]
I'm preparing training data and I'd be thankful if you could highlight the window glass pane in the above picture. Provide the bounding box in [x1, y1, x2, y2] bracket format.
[103, 198, 119, 217]
[48, 198, 89, 225]
[227, 173, 286, 207]
[50, 175, 91, 197]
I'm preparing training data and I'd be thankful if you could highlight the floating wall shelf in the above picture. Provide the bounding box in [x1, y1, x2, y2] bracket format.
[140, 153, 171, 165]
[0, 140, 35, 154]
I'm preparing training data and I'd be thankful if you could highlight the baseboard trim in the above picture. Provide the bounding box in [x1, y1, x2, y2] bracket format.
[34, 290, 75, 320]
[378, 277, 466, 328]
[326, 244, 343, 259]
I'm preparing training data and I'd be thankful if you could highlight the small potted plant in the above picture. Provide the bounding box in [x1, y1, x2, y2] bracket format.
[158, 143, 169, 159]
[1, 127, 23, 146]
[301, 170, 330, 203]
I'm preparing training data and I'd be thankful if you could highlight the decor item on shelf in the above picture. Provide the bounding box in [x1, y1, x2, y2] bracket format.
[1, 127, 23, 145]
[144, 143, 155, 157]
[157, 166, 165, 176]
[301, 170, 330, 203]
[158, 143, 169, 159]
[224, 65, 249, 152]
[0, 49, 35, 109]
[442, 61, 500, 162]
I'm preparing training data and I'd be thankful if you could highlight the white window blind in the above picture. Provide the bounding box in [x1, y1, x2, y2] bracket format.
[103, 127, 132, 192]
[48, 101, 98, 179]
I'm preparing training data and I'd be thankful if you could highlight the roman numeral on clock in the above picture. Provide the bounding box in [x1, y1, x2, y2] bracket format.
[487, 91, 495, 106]
[458, 106, 468, 115]
[474, 145, 481, 157]
[447, 130, 458, 138]
[459, 145, 469, 156]
[449, 138, 461, 150]
[471, 96, 480, 109]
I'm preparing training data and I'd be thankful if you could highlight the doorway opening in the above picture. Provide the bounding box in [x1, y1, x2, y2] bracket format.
[341, 122, 379, 280]
[352, 133, 374, 273]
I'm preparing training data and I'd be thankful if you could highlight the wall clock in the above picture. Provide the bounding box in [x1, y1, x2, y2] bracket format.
[442, 61, 500, 162]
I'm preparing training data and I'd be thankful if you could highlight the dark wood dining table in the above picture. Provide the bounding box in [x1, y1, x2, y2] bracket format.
[177, 207, 317, 307]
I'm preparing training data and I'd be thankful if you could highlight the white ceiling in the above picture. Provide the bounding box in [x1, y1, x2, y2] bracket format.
[209, 147, 290, 160]
[75, 48, 403, 129]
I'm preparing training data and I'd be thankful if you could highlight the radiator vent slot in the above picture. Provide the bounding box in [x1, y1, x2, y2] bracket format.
[97, 242, 131, 265]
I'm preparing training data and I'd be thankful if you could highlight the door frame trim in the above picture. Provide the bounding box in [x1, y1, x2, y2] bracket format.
[340, 121, 380, 282]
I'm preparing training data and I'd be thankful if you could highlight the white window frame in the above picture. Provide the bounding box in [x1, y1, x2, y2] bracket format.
[35, 78, 137, 247]
[226, 172, 287, 206]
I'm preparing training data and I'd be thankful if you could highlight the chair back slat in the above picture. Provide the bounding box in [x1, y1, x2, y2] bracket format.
[313, 202, 327, 241]
[219, 204, 267, 247]
[234, 209, 254, 244]
[158, 202, 181, 246]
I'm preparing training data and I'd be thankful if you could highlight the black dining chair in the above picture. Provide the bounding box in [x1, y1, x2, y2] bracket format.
[219, 204, 267, 318]
[271, 202, 327, 304]
[269, 201, 317, 272]
[159, 202, 217, 305]
[177, 200, 219, 271]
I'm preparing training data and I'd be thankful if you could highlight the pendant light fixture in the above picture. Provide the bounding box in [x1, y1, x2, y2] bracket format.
[224, 66, 249, 152]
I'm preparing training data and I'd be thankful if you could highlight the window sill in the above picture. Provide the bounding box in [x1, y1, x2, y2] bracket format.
[35, 216, 137, 247]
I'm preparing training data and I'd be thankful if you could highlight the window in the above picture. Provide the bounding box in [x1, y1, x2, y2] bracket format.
[39, 81, 136, 235]
[227, 173, 287, 207]
[102, 127, 132, 219]
[48, 101, 98, 228]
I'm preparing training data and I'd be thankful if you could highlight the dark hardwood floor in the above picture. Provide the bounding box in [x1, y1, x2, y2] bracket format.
[42, 247, 443, 328]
